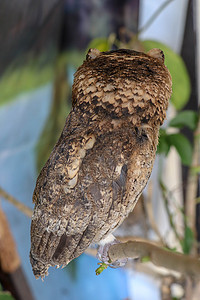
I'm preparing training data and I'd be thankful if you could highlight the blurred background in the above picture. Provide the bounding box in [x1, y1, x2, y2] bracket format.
[0, 0, 199, 299]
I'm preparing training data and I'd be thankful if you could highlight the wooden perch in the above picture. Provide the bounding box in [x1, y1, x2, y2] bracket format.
[0, 206, 35, 300]
[1, 186, 200, 279]
[0, 207, 21, 273]
[108, 238, 200, 277]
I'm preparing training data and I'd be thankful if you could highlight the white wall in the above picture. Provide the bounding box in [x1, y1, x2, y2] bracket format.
[139, 0, 189, 53]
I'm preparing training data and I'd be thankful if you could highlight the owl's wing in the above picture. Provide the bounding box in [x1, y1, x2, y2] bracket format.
[69, 161, 128, 262]
[30, 112, 134, 278]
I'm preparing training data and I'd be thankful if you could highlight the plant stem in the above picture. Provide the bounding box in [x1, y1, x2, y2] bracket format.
[0, 187, 32, 218]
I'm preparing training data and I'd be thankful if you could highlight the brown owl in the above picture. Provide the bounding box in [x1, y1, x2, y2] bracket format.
[30, 48, 172, 278]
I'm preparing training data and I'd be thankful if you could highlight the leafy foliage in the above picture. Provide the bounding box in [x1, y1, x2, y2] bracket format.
[181, 225, 195, 254]
[169, 110, 199, 130]
[0, 53, 55, 106]
[157, 110, 199, 166]
[157, 130, 193, 166]
[157, 129, 171, 156]
[86, 37, 111, 52]
[167, 133, 192, 166]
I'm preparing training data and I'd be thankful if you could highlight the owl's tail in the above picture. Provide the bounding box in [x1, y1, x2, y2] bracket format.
[29, 251, 50, 280]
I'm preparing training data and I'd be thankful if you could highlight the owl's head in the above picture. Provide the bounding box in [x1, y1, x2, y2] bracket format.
[72, 48, 172, 127]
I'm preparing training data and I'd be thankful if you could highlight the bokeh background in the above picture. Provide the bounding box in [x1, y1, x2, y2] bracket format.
[0, 0, 199, 299]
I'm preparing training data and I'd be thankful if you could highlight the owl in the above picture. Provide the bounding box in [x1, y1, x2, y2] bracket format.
[30, 48, 172, 278]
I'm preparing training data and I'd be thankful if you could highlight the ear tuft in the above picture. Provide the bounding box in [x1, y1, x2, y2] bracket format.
[86, 48, 101, 60]
[147, 48, 165, 62]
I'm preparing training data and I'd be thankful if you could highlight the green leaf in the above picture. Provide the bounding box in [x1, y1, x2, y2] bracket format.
[86, 37, 111, 52]
[157, 129, 170, 155]
[181, 226, 195, 254]
[142, 40, 191, 110]
[169, 110, 199, 130]
[35, 55, 71, 172]
[167, 133, 193, 166]
[0, 53, 55, 106]
[157, 131, 193, 166]
[95, 262, 109, 275]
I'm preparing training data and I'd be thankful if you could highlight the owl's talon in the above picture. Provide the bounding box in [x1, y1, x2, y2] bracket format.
[97, 238, 128, 268]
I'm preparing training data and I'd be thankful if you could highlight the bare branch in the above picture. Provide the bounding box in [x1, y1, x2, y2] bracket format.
[0, 187, 32, 218]
[108, 238, 200, 277]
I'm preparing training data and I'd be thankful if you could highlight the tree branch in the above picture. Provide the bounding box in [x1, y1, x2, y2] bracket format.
[108, 238, 200, 277]
[0, 187, 32, 218]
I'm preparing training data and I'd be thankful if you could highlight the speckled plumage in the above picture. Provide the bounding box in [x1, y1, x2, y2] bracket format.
[30, 48, 172, 278]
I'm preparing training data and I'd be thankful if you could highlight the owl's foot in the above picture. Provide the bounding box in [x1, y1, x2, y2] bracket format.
[97, 234, 127, 268]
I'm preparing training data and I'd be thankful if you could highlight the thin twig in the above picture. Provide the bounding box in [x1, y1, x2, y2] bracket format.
[85, 236, 163, 258]
[0, 187, 32, 218]
[138, 0, 174, 35]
